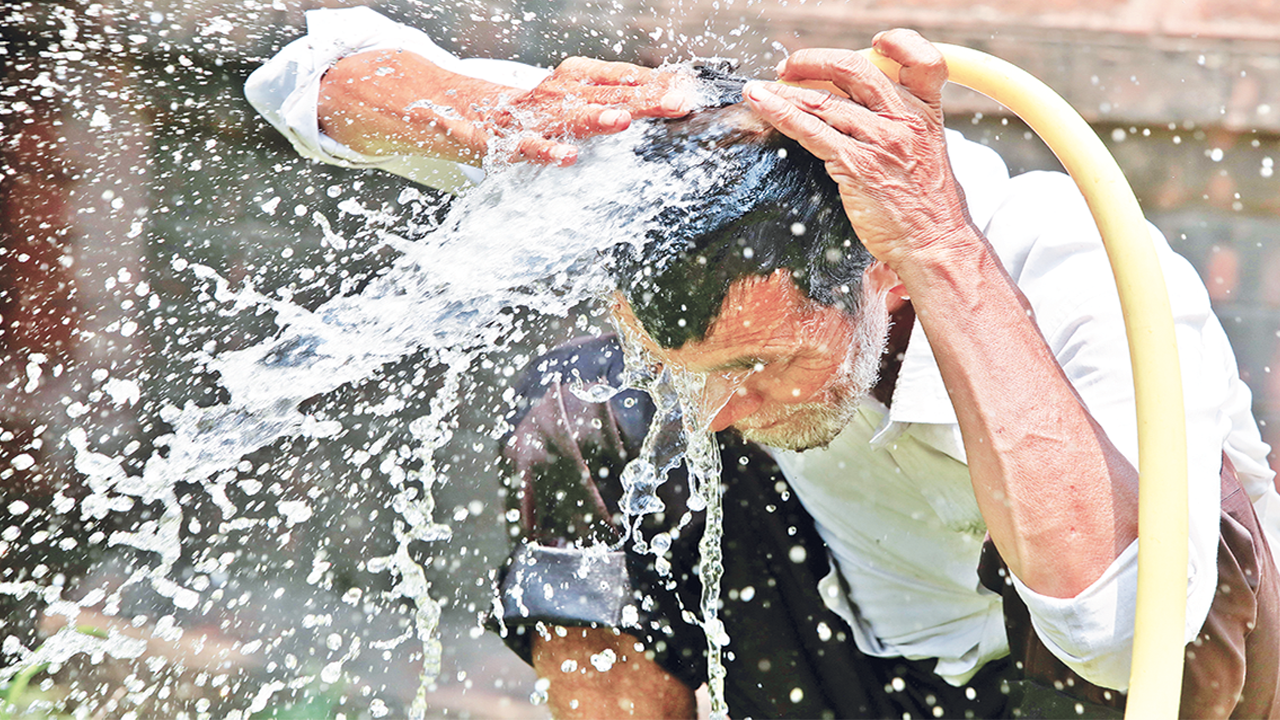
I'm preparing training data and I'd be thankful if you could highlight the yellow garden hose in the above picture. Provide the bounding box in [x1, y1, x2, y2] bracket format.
[859, 45, 1189, 719]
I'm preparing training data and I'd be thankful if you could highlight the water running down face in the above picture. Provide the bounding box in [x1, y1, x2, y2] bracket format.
[614, 266, 894, 451]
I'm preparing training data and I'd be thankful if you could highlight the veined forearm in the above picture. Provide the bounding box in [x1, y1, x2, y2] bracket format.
[898, 230, 1139, 599]
[318, 49, 692, 170]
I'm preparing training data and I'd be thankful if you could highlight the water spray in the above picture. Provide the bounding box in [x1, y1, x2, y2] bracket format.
[861, 45, 1188, 719]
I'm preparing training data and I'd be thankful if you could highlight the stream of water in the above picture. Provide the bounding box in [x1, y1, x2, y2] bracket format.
[8, 115, 741, 717]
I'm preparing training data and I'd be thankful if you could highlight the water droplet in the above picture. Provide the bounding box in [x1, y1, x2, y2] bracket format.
[589, 648, 616, 671]
[531, 677, 551, 705]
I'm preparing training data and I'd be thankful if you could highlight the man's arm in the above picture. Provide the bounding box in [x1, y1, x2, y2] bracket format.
[741, 33, 1138, 599]
[318, 51, 695, 168]
[533, 627, 696, 718]
[496, 337, 704, 718]
[245, 5, 692, 191]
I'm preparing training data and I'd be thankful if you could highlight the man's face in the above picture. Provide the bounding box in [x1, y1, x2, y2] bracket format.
[614, 268, 891, 450]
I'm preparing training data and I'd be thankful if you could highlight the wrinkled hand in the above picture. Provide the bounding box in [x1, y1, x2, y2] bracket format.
[742, 30, 975, 268]
[487, 57, 695, 166]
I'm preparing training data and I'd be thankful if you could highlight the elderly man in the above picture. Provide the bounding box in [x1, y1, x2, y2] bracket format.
[248, 8, 1280, 718]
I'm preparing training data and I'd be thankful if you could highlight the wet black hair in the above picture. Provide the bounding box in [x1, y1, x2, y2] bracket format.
[610, 68, 874, 349]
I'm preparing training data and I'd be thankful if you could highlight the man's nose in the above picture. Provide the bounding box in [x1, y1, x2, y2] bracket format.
[710, 389, 765, 432]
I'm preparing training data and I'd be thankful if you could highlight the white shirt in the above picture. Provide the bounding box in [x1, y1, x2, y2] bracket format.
[774, 138, 1280, 688]
[246, 7, 1280, 691]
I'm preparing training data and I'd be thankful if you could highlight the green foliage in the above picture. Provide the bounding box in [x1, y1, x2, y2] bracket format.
[0, 625, 108, 720]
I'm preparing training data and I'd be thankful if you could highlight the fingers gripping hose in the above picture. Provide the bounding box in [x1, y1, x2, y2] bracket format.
[860, 45, 1190, 719]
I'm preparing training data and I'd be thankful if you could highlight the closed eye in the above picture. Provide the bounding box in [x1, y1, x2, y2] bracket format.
[710, 357, 770, 373]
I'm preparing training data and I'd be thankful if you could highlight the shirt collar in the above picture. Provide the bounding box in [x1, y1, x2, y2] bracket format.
[867, 319, 967, 462]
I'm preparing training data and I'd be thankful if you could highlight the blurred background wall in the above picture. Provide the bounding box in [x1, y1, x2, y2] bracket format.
[2, 0, 1279, 717]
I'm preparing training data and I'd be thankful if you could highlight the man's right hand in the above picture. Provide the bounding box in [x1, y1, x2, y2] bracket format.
[490, 57, 696, 166]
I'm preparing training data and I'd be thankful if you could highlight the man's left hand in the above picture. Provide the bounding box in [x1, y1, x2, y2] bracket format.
[741, 30, 975, 271]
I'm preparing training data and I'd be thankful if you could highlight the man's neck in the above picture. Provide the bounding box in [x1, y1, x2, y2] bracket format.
[871, 302, 915, 408]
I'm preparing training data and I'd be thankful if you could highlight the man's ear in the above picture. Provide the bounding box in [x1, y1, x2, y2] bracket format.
[864, 261, 907, 308]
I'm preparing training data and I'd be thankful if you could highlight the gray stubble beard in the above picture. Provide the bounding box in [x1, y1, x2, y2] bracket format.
[740, 288, 892, 452]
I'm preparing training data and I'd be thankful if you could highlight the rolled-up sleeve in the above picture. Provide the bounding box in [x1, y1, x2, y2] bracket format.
[243, 6, 549, 192]
[985, 170, 1233, 690]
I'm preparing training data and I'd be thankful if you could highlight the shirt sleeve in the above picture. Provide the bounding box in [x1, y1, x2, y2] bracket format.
[243, 6, 550, 193]
[983, 170, 1245, 690]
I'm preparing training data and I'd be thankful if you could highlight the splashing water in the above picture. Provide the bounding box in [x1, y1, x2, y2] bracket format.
[36, 120, 743, 716]
[7, 1, 1278, 717]
[593, 329, 751, 720]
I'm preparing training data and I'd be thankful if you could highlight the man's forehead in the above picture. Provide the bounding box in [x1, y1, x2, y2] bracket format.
[611, 270, 829, 370]
[718, 270, 808, 314]
[698, 276, 803, 348]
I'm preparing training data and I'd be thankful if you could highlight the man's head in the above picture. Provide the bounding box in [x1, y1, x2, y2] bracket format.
[614, 265, 897, 450]
[609, 84, 900, 449]
[611, 98, 871, 350]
